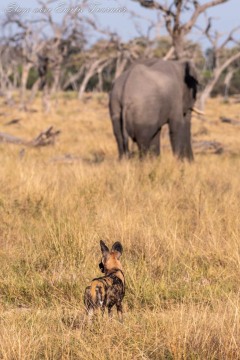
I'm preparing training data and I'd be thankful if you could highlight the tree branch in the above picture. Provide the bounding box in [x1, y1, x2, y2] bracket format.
[132, 0, 175, 16]
[0, 127, 61, 147]
[184, 0, 229, 33]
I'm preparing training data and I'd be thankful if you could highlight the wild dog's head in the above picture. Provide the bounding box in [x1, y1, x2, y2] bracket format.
[99, 240, 123, 274]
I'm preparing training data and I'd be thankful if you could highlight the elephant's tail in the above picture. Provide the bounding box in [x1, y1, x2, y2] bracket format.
[121, 105, 129, 152]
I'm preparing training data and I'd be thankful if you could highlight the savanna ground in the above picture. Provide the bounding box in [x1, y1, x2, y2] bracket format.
[0, 92, 240, 359]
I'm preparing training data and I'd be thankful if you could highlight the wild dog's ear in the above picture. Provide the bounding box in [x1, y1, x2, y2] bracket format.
[111, 241, 123, 259]
[100, 240, 109, 257]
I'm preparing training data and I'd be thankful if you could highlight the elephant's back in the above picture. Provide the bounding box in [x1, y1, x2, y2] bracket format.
[123, 64, 178, 104]
[122, 63, 183, 138]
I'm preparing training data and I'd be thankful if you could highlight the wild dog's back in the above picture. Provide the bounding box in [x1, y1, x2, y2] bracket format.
[84, 240, 125, 321]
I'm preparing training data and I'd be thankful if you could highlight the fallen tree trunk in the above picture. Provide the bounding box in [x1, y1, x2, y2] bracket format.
[220, 117, 240, 126]
[0, 126, 61, 147]
[162, 139, 224, 154]
[4, 119, 21, 126]
[193, 140, 224, 154]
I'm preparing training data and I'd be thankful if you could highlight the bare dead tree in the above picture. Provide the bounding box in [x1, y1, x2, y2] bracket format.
[223, 68, 235, 101]
[1, 0, 87, 110]
[78, 59, 106, 99]
[127, 7, 164, 59]
[37, 1, 86, 92]
[0, 44, 20, 105]
[2, 0, 237, 109]
[1, 11, 47, 110]
[114, 45, 131, 80]
[199, 23, 240, 109]
[78, 54, 115, 99]
[33, 1, 120, 100]
[62, 66, 85, 91]
[132, 0, 240, 109]
[96, 59, 112, 92]
[132, 0, 230, 59]
[83, 12, 169, 85]
[0, 126, 60, 147]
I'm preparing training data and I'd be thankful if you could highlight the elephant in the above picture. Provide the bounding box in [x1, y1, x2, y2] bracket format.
[109, 59, 199, 161]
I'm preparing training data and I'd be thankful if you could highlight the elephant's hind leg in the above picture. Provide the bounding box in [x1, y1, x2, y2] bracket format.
[149, 128, 161, 156]
[137, 141, 149, 158]
[137, 129, 161, 158]
[111, 114, 129, 159]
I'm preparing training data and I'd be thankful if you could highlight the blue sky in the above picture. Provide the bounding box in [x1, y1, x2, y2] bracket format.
[0, 0, 239, 49]
[97, 0, 239, 42]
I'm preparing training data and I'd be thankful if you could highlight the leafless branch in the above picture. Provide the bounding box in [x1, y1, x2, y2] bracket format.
[184, 0, 228, 33]
[0, 126, 61, 147]
[133, 0, 230, 59]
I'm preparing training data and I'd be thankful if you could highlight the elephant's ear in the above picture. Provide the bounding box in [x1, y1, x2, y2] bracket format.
[184, 62, 199, 99]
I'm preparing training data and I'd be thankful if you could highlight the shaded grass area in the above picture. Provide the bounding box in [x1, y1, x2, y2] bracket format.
[0, 94, 240, 358]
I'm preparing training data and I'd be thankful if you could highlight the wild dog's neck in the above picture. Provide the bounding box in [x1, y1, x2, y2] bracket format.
[105, 267, 125, 286]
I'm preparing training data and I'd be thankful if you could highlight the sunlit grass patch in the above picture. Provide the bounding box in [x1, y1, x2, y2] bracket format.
[0, 95, 240, 358]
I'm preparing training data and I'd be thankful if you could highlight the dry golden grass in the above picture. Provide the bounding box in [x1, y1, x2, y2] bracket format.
[0, 93, 240, 359]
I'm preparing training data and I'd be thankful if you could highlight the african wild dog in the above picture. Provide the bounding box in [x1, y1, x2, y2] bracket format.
[84, 240, 125, 322]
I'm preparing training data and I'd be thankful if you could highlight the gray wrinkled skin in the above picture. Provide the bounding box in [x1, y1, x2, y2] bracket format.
[109, 59, 198, 161]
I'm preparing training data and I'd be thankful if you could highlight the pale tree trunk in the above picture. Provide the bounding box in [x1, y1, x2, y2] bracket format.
[42, 85, 51, 113]
[13, 67, 19, 89]
[134, 0, 230, 62]
[114, 57, 128, 80]
[199, 83, 214, 111]
[97, 60, 111, 92]
[51, 65, 62, 110]
[51, 65, 61, 94]
[199, 52, 240, 110]
[163, 46, 175, 60]
[27, 78, 41, 107]
[20, 63, 32, 110]
[78, 59, 106, 99]
[172, 33, 185, 60]
[0, 63, 15, 105]
[223, 68, 235, 101]
[62, 67, 85, 91]
[97, 69, 103, 92]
